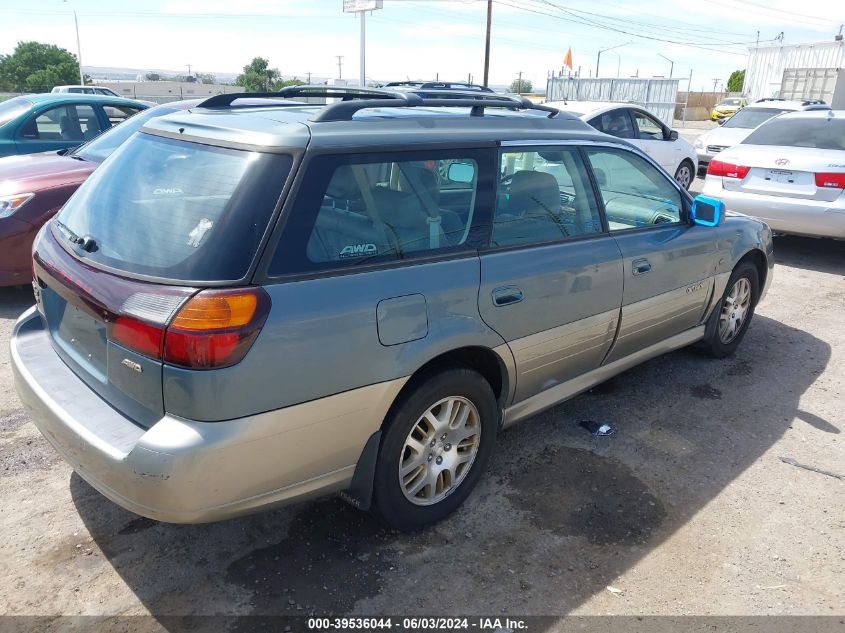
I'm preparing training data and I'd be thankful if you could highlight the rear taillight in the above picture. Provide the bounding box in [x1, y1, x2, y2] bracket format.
[707, 159, 750, 179]
[110, 287, 271, 370]
[814, 172, 845, 189]
[164, 288, 271, 369]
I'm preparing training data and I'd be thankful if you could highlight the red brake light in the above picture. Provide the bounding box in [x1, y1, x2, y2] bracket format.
[707, 159, 750, 179]
[111, 316, 165, 358]
[815, 172, 845, 189]
[163, 288, 271, 369]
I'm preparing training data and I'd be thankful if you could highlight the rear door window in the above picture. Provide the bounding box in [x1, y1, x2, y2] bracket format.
[270, 149, 495, 275]
[21, 104, 103, 141]
[54, 133, 291, 282]
[589, 108, 636, 139]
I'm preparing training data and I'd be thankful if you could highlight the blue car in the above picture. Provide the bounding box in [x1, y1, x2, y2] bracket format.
[0, 93, 149, 158]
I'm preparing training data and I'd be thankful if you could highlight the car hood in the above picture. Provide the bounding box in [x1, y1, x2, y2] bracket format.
[699, 126, 752, 148]
[0, 151, 97, 195]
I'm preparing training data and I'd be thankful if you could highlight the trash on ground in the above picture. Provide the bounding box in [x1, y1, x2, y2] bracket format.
[580, 420, 615, 436]
[779, 456, 844, 480]
[606, 585, 624, 595]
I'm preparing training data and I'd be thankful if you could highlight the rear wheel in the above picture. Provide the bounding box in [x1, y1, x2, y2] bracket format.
[371, 368, 497, 531]
[674, 160, 695, 190]
[697, 262, 759, 358]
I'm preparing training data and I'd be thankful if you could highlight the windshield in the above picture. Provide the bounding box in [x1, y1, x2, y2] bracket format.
[73, 105, 178, 163]
[719, 99, 742, 106]
[723, 107, 787, 129]
[56, 133, 291, 281]
[742, 117, 845, 150]
[0, 97, 32, 128]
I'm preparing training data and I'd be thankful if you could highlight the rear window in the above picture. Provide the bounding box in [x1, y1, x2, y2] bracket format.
[0, 97, 32, 128]
[55, 133, 291, 282]
[723, 107, 786, 129]
[742, 117, 845, 150]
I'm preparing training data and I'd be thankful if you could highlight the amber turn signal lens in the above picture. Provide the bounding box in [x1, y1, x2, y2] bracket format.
[170, 293, 258, 330]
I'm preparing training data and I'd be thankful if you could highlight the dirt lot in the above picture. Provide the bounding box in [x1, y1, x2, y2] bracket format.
[0, 235, 842, 630]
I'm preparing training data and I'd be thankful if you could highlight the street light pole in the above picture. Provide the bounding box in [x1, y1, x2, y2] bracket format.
[596, 42, 632, 78]
[657, 53, 674, 78]
[359, 11, 366, 87]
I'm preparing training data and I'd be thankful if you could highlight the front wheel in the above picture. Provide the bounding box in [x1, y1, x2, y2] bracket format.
[697, 262, 759, 358]
[674, 160, 695, 190]
[371, 368, 498, 531]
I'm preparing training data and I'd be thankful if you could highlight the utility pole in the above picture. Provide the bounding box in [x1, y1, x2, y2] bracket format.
[483, 0, 492, 87]
[306, 71, 311, 84]
[712, 78, 720, 92]
[186, 63, 192, 78]
[336, 55, 344, 80]
[359, 11, 366, 87]
[63, 1, 84, 85]
[516, 71, 523, 94]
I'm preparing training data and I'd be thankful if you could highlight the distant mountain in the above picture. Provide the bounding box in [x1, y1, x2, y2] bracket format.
[82, 66, 240, 83]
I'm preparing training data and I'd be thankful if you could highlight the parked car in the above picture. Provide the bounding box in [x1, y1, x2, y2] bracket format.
[711, 97, 747, 121]
[0, 93, 149, 159]
[51, 85, 120, 97]
[695, 99, 831, 175]
[545, 101, 698, 189]
[702, 109, 845, 239]
[0, 100, 201, 287]
[11, 88, 773, 531]
[384, 81, 494, 93]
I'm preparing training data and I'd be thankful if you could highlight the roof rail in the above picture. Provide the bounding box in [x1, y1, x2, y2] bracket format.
[197, 88, 560, 121]
[198, 86, 405, 109]
[801, 99, 827, 105]
[311, 93, 560, 122]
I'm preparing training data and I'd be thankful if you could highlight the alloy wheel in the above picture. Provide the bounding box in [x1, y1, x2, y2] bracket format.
[719, 277, 752, 343]
[399, 396, 481, 506]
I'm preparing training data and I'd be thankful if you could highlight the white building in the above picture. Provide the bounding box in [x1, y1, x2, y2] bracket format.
[743, 39, 845, 103]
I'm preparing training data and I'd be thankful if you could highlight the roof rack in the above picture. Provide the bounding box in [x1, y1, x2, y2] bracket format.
[198, 86, 560, 122]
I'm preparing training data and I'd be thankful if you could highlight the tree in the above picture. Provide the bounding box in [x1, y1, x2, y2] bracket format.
[727, 69, 745, 93]
[509, 78, 533, 94]
[196, 73, 216, 85]
[236, 57, 282, 92]
[278, 78, 305, 88]
[0, 41, 80, 92]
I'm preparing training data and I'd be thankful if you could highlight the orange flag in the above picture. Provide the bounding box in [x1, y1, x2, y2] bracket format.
[563, 47, 573, 69]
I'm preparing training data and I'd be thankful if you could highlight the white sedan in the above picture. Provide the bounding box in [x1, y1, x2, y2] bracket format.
[702, 110, 845, 239]
[545, 101, 698, 189]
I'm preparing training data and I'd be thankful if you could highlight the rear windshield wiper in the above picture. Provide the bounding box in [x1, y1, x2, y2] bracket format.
[54, 220, 98, 252]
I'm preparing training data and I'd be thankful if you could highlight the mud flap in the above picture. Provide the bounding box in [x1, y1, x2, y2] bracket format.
[338, 430, 381, 512]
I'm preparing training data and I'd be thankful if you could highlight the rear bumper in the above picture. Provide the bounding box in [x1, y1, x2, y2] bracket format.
[703, 180, 845, 239]
[11, 307, 406, 523]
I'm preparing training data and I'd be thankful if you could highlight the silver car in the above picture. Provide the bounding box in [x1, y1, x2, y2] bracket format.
[702, 110, 845, 239]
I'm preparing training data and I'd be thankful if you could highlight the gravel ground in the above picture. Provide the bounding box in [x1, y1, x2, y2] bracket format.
[0, 234, 842, 630]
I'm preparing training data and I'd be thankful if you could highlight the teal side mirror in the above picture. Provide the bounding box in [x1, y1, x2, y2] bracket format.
[691, 194, 725, 227]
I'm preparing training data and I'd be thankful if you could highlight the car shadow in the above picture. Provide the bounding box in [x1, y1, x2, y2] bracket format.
[71, 314, 830, 624]
[773, 235, 844, 274]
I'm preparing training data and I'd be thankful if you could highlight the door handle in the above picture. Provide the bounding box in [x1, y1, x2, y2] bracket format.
[492, 286, 524, 306]
[632, 258, 652, 275]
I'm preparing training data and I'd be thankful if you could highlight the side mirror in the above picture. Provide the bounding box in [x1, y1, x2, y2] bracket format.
[446, 162, 475, 184]
[690, 194, 725, 227]
[668, 129, 679, 141]
[717, 118, 727, 126]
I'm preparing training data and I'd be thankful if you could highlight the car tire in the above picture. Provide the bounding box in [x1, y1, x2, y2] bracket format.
[674, 160, 695, 190]
[370, 367, 498, 532]
[697, 262, 759, 358]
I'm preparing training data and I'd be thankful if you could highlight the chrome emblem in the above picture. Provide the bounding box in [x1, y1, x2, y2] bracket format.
[775, 158, 790, 166]
[121, 359, 143, 373]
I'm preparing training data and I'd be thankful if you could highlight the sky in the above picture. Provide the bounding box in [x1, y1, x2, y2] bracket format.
[0, 0, 843, 91]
